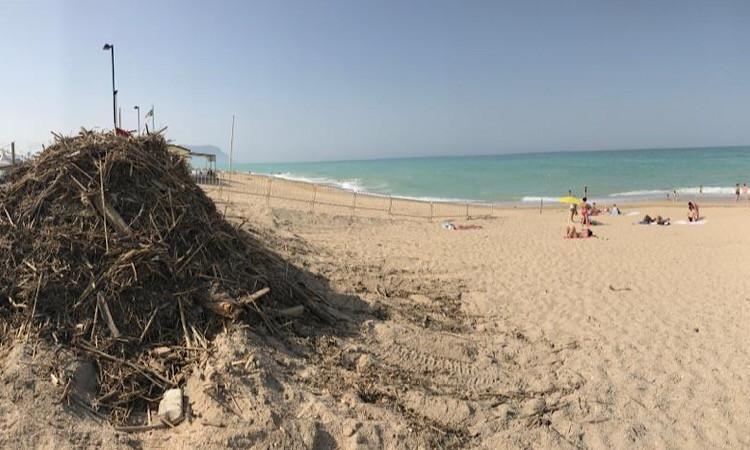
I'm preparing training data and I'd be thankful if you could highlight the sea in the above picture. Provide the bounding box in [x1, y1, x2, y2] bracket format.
[230, 146, 750, 205]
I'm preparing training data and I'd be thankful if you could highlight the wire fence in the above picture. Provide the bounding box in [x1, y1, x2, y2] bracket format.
[199, 172, 498, 221]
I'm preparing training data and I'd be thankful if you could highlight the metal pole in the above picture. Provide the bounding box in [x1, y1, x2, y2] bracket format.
[229, 115, 235, 177]
[134, 106, 140, 135]
[10, 142, 15, 165]
[118, 107, 122, 129]
[539, 198, 543, 214]
[110, 46, 116, 130]
[151, 105, 155, 131]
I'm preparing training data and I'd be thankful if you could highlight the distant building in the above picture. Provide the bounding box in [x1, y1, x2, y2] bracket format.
[167, 144, 218, 184]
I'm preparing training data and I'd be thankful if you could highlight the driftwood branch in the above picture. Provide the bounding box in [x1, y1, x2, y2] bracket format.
[96, 293, 121, 338]
[240, 287, 270, 305]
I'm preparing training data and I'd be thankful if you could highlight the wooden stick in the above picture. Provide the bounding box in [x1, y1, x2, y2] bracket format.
[3, 206, 15, 228]
[98, 160, 109, 252]
[139, 307, 159, 342]
[83, 189, 135, 240]
[177, 297, 192, 348]
[240, 287, 270, 305]
[96, 293, 121, 338]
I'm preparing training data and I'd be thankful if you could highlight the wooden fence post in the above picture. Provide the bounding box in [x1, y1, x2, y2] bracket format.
[266, 177, 273, 206]
[311, 184, 317, 212]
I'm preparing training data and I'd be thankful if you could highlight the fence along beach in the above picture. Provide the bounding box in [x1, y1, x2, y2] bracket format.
[204, 171, 499, 221]
[201, 168, 750, 225]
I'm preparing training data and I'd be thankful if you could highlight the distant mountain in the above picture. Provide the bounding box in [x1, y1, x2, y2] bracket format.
[183, 145, 229, 165]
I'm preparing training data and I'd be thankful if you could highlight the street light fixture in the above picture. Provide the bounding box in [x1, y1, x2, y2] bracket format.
[133, 105, 140, 135]
[102, 43, 117, 130]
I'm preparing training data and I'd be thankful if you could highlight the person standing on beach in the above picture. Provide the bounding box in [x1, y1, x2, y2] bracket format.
[743, 183, 748, 201]
[579, 197, 590, 227]
[735, 183, 741, 201]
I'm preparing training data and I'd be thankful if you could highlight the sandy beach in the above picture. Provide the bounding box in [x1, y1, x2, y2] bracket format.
[4, 1, 749, 447]
[190, 175, 750, 448]
[2, 169, 750, 449]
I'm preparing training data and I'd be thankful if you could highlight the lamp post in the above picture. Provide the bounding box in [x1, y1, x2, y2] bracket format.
[133, 105, 140, 135]
[102, 43, 117, 130]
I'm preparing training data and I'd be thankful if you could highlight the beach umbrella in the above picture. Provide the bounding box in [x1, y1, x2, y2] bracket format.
[558, 196, 580, 204]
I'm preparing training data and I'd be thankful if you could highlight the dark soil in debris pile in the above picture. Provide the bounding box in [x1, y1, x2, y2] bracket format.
[0, 131, 332, 424]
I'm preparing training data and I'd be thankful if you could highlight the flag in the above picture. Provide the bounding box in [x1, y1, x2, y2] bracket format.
[144, 107, 154, 119]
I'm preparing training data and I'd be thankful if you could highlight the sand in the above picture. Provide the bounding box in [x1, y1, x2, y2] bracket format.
[3, 175, 750, 449]
[223, 183, 750, 448]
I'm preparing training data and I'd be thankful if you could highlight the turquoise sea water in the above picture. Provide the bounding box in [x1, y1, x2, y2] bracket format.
[231, 146, 750, 204]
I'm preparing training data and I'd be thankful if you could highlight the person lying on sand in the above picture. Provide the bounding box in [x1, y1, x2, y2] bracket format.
[688, 202, 700, 222]
[441, 221, 482, 230]
[565, 225, 594, 239]
[639, 214, 670, 225]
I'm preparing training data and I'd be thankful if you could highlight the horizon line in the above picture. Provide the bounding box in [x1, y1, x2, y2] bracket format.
[230, 143, 750, 166]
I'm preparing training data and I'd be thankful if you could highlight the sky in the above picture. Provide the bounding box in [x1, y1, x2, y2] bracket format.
[1, 0, 749, 162]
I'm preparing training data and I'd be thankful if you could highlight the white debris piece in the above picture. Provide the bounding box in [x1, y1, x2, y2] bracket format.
[157, 388, 184, 424]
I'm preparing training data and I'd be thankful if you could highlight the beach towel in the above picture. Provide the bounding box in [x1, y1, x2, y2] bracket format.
[625, 211, 640, 217]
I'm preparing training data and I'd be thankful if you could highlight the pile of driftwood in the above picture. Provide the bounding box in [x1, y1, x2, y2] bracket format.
[0, 131, 332, 424]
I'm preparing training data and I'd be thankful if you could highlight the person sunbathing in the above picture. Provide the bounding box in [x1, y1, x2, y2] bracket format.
[441, 221, 482, 230]
[565, 225, 594, 238]
[639, 214, 670, 225]
[688, 202, 700, 222]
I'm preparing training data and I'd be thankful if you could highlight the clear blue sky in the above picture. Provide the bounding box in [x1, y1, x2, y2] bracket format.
[2, 0, 749, 162]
